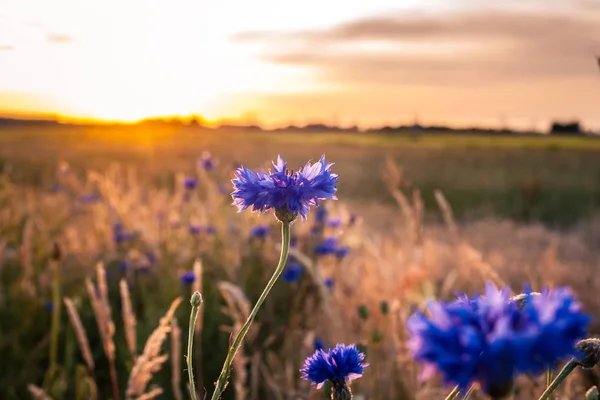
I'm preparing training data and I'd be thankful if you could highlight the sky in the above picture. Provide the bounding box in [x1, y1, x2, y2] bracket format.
[0, 0, 599, 130]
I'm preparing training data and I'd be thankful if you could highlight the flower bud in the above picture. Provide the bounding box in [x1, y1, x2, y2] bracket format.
[357, 305, 370, 321]
[190, 291, 203, 308]
[586, 386, 599, 400]
[380, 301, 389, 315]
[331, 379, 352, 400]
[576, 338, 600, 369]
[275, 206, 297, 224]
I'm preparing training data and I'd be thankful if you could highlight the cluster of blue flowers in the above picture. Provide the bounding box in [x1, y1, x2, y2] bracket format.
[231, 155, 338, 222]
[314, 237, 349, 259]
[407, 283, 591, 396]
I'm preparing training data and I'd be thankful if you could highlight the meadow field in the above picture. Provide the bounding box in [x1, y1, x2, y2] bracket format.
[1, 124, 600, 399]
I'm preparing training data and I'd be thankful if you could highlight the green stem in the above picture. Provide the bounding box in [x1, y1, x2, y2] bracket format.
[537, 359, 577, 400]
[445, 386, 460, 400]
[187, 292, 203, 400]
[210, 222, 291, 400]
[545, 368, 552, 388]
[45, 261, 62, 391]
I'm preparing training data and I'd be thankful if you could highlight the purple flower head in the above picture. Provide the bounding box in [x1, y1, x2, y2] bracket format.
[407, 283, 591, 396]
[325, 218, 343, 228]
[250, 224, 270, 239]
[336, 246, 350, 259]
[184, 177, 198, 190]
[118, 260, 129, 272]
[113, 223, 134, 243]
[324, 278, 335, 288]
[282, 262, 304, 283]
[188, 225, 202, 235]
[180, 271, 195, 284]
[43, 301, 54, 312]
[300, 343, 368, 389]
[198, 151, 217, 171]
[218, 183, 229, 194]
[315, 206, 328, 224]
[206, 225, 217, 235]
[231, 155, 338, 222]
[78, 193, 102, 204]
[314, 237, 338, 256]
[314, 337, 327, 351]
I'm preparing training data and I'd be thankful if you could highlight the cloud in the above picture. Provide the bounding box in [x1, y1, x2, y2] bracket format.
[232, 9, 600, 86]
[46, 33, 75, 44]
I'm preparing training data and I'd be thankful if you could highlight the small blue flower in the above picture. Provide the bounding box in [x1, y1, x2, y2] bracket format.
[218, 183, 229, 194]
[315, 206, 328, 224]
[206, 225, 217, 235]
[250, 225, 269, 238]
[118, 261, 129, 271]
[198, 151, 217, 171]
[231, 155, 338, 221]
[314, 237, 338, 256]
[78, 193, 102, 204]
[184, 177, 198, 190]
[43, 301, 54, 312]
[314, 337, 326, 350]
[407, 283, 591, 395]
[324, 278, 335, 288]
[325, 218, 343, 228]
[188, 225, 202, 235]
[180, 271, 195, 284]
[336, 246, 350, 259]
[113, 223, 134, 243]
[300, 343, 368, 389]
[282, 262, 303, 283]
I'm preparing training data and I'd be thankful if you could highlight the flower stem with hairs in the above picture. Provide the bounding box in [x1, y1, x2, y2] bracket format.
[210, 222, 291, 400]
[187, 291, 203, 400]
[538, 359, 577, 400]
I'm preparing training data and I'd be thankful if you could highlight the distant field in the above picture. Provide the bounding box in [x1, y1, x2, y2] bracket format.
[1, 124, 600, 226]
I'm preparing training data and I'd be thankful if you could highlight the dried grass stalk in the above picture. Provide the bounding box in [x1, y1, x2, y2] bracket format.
[434, 190, 459, 241]
[27, 384, 51, 400]
[170, 317, 183, 400]
[86, 263, 119, 399]
[120, 279, 137, 362]
[63, 297, 95, 372]
[126, 296, 182, 399]
[136, 388, 164, 400]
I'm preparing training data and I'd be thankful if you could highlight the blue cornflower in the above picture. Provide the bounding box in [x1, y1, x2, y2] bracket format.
[118, 261, 129, 271]
[314, 237, 338, 256]
[43, 301, 54, 312]
[78, 193, 102, 204]
[206, 225, 217, 235]
[325, 218, 343, 228]
[324, 278, 335, 288]
[300, 343, 368, 390]
[407, 283, 591, 396]
[231, 155, 338, 222]
[184, 177, 198, 190]
[282, 262, 303, 283]
[180, 271, 195, 284]
[315, 206, 328, 224]
[113, 223, 134, 243]
[250, 225, 270, 238]
[188, 225, 202, 235]
[336, 246, 350, 259]
[218, 183, 229, 194]
[198, 151, 217, 171]
[314, 337, 326, 350]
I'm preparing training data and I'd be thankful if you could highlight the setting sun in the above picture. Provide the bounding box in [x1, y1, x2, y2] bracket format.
[0, 0, 599, 128]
